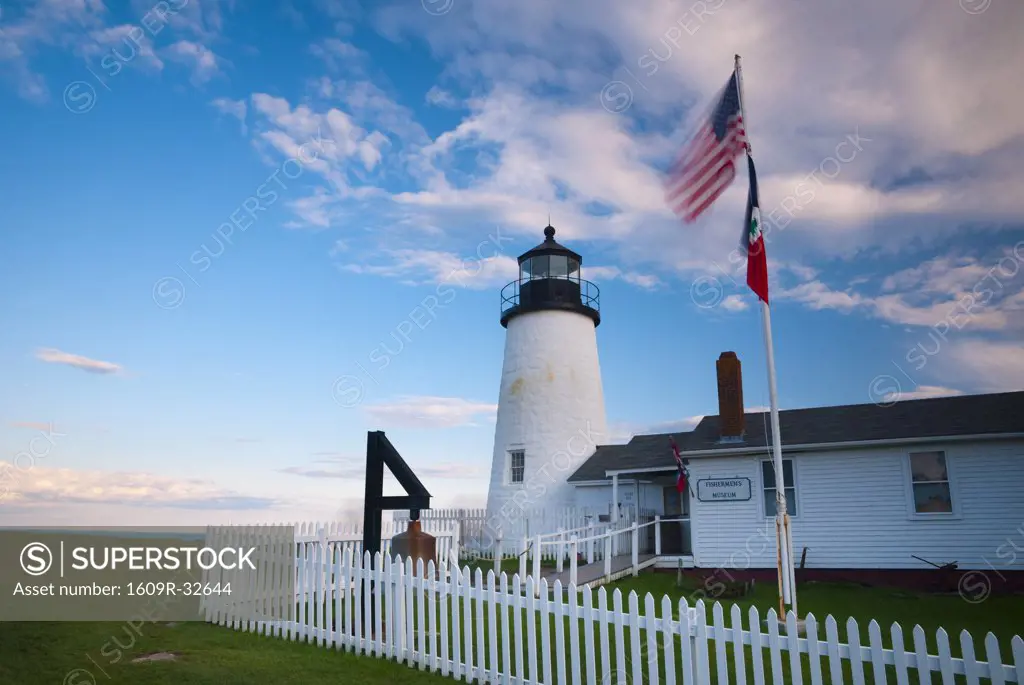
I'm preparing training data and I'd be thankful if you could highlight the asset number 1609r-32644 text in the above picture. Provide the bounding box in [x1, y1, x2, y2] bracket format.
[126, 581, 231, 596]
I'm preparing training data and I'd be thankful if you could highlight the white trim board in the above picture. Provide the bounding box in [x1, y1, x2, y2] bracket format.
[603, 432, 1024, 477]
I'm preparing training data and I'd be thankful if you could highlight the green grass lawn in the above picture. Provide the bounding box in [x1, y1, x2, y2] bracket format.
[462, 556, 558, 576]
[0, 621, 456, 685]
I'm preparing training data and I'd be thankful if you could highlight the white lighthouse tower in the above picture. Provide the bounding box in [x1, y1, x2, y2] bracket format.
[485, 224, 607, 529]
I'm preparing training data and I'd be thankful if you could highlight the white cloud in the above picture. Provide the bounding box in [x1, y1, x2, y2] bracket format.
[280, 2, 307, 30]
[35, 348, 121, 375]
[778, 281, 866, 314]
[720, 294, 749, 312]
[585, 266, 661, 290]
[341, 249, 520, 290]
[896, 385, 964, 401]
[81, 24, 164, 71]
[610, 410, 730, 444]
[164, 40, 222, 85]
[147, 0, 231, 42]
[425, 85, 458, 108]
[777, 248, 1024, 333]
[610, 407, 769, 444]
[644, 414, 706, 434]
[282, 454, 483, 480]
[287, 189, 339, 228]
[882, 256, 996, 295]
[937, 340, 1024, 393]
[364, 396, 498, 428]
[391, 89, 670, 245]
[0, 0, 107, 102]
[309, 39, 366, 72]
[210, 96, 247, 134]
[307, 78, 427, 150]
[7, 421, 57, 431]
[1, 465, 279, 510]
[246, 92, 397, 211]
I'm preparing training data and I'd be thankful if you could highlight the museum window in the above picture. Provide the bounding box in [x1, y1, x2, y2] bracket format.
[762, 459, 797, 517]
[909, 451, 953, 514]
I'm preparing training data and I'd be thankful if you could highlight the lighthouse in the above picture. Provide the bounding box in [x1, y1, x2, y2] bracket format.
[485, 224, 608, 531]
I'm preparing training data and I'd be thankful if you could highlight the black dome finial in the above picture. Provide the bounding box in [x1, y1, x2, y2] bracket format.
[544, 224, 556, 241]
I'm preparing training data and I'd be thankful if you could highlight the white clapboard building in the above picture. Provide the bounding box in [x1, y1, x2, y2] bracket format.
[569, 354, 1024, 579]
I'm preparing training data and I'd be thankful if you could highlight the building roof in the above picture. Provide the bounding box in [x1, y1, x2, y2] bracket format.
[568, 391, 1024, 482]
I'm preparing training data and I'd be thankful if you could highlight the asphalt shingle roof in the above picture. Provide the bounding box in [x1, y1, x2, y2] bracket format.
[569, 391, 1024, 482]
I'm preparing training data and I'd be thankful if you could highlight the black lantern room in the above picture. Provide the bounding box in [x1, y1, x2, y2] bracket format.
[500, 225, 600, 328]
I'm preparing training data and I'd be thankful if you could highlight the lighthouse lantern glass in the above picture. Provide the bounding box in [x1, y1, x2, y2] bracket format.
[567, 257, 580, 278]
[547, 255, 569, 278]
[521, 255, 577, 281]
[522, 255, 548, 280]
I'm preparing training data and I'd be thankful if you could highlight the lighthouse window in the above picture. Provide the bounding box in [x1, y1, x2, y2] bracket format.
[530, 255, 549, 279]
[548, 255, 569, 278]
[567, 257, 580, 277]
[508, 449, 525, 484]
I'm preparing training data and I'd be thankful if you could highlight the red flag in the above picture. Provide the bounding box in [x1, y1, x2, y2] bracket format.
[670, 437, 689, 494]
[743, 154, 769, 303]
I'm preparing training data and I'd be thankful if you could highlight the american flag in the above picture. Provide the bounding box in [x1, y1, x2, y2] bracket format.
[664, 71, 747, 223]
[669, 437, 690, 495]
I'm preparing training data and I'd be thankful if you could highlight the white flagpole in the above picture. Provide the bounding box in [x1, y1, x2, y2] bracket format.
[733, 54, 798, 617]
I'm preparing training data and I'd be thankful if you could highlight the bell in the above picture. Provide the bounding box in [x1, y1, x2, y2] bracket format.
[390, 520, 436, 573]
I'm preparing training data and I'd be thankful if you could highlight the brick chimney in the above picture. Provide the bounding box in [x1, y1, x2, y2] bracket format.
[716, 352, 745, 441]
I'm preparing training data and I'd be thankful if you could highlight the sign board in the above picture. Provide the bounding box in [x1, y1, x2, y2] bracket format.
[696, 477, 752, 502]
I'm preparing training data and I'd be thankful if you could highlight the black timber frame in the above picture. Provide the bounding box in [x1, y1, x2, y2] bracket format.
[360, 431, 432, 564]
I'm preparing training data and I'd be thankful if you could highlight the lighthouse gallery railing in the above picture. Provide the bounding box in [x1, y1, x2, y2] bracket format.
[500, 276, 600, 318]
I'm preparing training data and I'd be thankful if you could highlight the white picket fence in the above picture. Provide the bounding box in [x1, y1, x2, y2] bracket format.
[540, 517, 684, 588]
[202, 528, 1024, 685]
[294, 520, 462, 569]
[394, 506, 653, 561]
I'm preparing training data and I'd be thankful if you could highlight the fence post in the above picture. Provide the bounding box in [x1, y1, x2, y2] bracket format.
[654, 514, 661, 556]
[631, 522, 639, 576]
[318, 525, 328, 605]
[494, 532, 502, 575]
[587, 522, 595, 564]
[450, 521, 461, 567]
[604, 534, 612, 577]
[557, 527, 565, 573]
[533, 535, 542, 587]
[520, 537, 528, 580]
[570, 535, 578, 587]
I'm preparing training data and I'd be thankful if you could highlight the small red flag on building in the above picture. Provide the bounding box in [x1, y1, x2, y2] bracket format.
[670, 437, 689, 494]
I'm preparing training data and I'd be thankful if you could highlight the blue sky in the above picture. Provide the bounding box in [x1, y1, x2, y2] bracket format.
[1, 0, 1022, 526]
